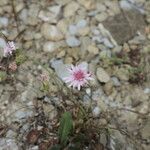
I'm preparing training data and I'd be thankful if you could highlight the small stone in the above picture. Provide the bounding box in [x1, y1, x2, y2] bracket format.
[77, 27, 90, 36]
[0, 139, 19, 150]
[103, 81, 113, 95]
[57, 50, 66, 58]
[95, 12, 108, 22]
[0, 0, 8, 5]
[43, 42, 57, 52]
[66, 36, 81, 47]
[6, 130, 17, 138]
[41, 23, 63, 41]
[96, 3, 106, 12]
[14, 110, 33, 120]
[19, 9, 28, 23]
[92, 106, 101, 117]
[144, 88, 150, 94]
[114, 67, 129, 81]
[0, 17, 8, 27]
[0, 38, 6, 48]
[76, 19, 87, 28]
[27, 4, 40, 25]
[77, 0, 96, 10]
[57, 19, 68, 34]
[15, 3, 24, 13]
[48, 5, 61, 16]
[141, 119, 150, 139]
[69, 25, 78, 35]
[55, 0, 72, 5]
[96, 67, 110, 83]
[50, 59, 70, 80]
[120, 0, 132, 10]
[111, 77, 121, 86]
[64, 1, 79, 17]
[87, 44, 99, 55]
[38, 11, 56, 23]
[103, 38, 114, 48]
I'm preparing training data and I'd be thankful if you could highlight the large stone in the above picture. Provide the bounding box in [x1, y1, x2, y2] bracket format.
[103, 10, 146, 44]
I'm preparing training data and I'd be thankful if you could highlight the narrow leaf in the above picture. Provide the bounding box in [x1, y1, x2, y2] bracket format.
[58, 112, 73, 146]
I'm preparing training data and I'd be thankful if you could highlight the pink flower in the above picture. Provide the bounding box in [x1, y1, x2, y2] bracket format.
[63, 64, 93, 90]
[8, 41, 16, 51]
[3, 41, 16, 57]
[38, 73, 49, 82]
[9, 62, 17, 71]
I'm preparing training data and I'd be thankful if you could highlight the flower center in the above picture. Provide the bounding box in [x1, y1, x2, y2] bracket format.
[73, 70, 85, 81]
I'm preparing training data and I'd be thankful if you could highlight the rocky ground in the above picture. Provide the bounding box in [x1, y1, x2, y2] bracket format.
[0, 0, 150, 150]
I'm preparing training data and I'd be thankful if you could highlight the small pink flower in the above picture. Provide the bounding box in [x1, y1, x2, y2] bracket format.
[38, 73, 49, 82]
[8, 41, 16, 51]
[9, 62, 17, 71]
[3, 41, 16, 57]
[63, 64, 93, 90]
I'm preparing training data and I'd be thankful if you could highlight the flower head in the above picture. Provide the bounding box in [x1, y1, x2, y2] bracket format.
[38, 73, 49, 82]
[3, 41, 16, 57]
[63, 64, 93, 90]
[9, 62, 17, 71]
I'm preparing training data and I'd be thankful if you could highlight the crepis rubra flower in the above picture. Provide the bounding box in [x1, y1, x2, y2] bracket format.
[63, 64, 93, 90]
[8, 62, 17, 71]
[38, 73, 49, 82]
[3, 41, 16, 57]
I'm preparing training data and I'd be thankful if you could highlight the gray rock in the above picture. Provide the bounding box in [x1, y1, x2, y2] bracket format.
[76, 19, 87, 28]
[0, 17, 8, 27]
[14, 110, 33, 120]
[19, 9, 28, 23]
[43, 42, 57, 52]
[92, 88, 104, 101]
[55, 0, 72, 5]
[114, 67, 129, 81]
[39, 5, 61, 23]
[77, 0, 96, 10]
[96, 67, 110, 83]
[111, 77, 121, 86]
[0, 38, 6, 48]
[103, 38, 114, 48]
[41, 23, 63, 41]
[144, 88, 150, 94]
[92, 106, 101, 117]
[27, 4, 40, 25]
[50, 59, 70, 80]
[120, 0, 132, 10]
[64, 1, 79, 17]
[48, 5, 61, 16]
[95, 12, 108, 22]
[87, 44, 99, 55]
[103, 10, 146, 45]
[66, 36, 81, 47]
[69, 25, 78, 35]
[0, 138, 19, 150]
[141, 119, 150, 139]
[6, 130, 17, 138]
[0, 0, 8, 5]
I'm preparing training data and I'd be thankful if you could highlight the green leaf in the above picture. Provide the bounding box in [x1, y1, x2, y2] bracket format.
[58, 112, 73, 146]
[0, 71, 7, 82]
